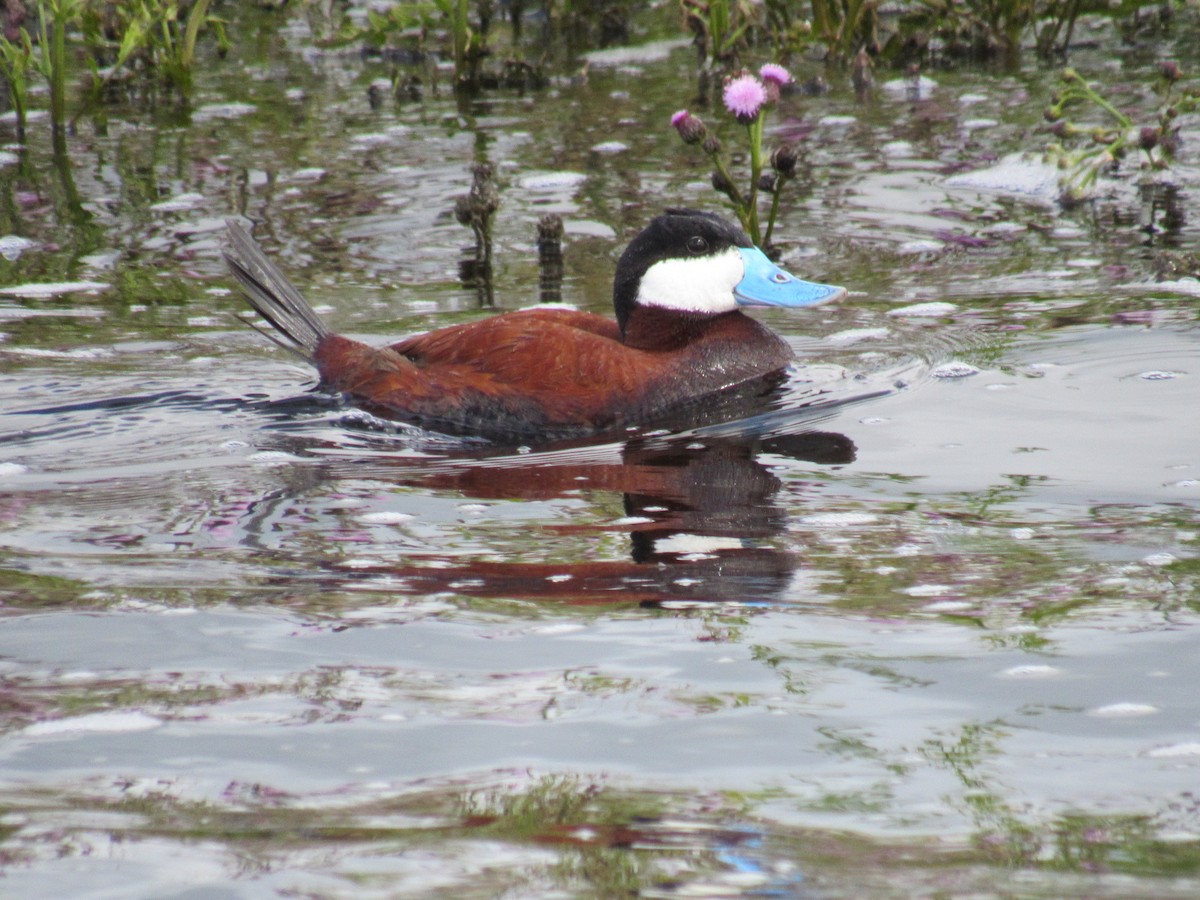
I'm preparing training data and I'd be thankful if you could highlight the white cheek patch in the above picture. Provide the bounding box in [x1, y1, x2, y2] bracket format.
[635, 247, 745, 315]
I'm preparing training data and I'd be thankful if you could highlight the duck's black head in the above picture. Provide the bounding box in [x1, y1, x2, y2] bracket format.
[612, 209, 844, 340]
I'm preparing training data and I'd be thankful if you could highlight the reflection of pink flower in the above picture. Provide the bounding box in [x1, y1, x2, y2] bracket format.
[723, 75, 766, 125]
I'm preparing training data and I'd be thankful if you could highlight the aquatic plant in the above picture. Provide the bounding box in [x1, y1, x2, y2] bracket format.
[0, 26, 34, 139]
[334, 0, 436, 48]
[681, 0, 756, 67]
[0, 0, 228, 137]
[759, 2, 813, 62]
[895, 0, 1033, 63]
[745, 0, 1179, 68]
[6, 0, 86, 135]
[545, 0, 634, 49]
[454, 162, 500, 304]
[807, 0, 880, 64]
[1031, 0, 1085, 58]
[689, 0, 877, 68]
[537, 213, 565, 305]
[892, 0, 1170, 65]
[82, 0, 230, 98]
[443, 0, 478, 88]
[671, 64, 800, 248]
[1044, 64, 1199, 196]
[147, 0, 228, 93]
[332, 0, 490, 92]
[46, 1, 76, 133]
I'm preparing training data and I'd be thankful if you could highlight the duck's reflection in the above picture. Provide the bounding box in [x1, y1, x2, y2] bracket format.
[325, 429, 854, 607]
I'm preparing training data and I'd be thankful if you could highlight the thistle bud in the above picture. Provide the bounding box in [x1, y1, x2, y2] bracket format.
[1139, 126, 1159, 151]
[670, 109, 707, 145]
[711, 169, 735, 198]
[702, 135, 722, 156]
[1161, 61, 1182, 83]
[758, 172, 778, 194]
[770, 143, 799, 178]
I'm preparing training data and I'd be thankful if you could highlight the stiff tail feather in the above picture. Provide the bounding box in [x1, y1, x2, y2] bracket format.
[222, 219, 330, 361]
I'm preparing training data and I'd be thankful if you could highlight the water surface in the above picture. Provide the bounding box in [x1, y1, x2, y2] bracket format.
[1, 6, 1199, 897]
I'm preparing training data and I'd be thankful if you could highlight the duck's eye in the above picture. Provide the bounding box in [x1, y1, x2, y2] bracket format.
[686, 236, 709, 254]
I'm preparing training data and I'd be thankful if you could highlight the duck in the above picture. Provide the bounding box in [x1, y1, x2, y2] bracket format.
[222, 208, 845, 442]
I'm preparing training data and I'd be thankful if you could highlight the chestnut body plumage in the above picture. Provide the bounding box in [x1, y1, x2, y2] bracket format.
[223, 209, 844, 442]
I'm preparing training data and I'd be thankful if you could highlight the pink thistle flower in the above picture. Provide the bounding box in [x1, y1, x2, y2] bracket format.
[758, 63, 792, 102]
[758, 63, 792, 87]
[723, 75, 767, 125]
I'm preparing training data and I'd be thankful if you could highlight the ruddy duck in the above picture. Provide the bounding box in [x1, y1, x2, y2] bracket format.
[223, 209, 844, 441]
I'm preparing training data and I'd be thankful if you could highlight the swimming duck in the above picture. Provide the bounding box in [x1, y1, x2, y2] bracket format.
[222, 209, 844, 442]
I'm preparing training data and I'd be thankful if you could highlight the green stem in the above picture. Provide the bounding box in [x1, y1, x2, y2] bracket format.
[811, 0, 832, 45]
[453, 0, 470, 85]
[1062, 73, 1131, 129]
[708, 151, 746, 210]
[47, 0, 68, 134]
[182, 0, 212, 73]
[0, 37, 30, 140]
[746, 116, 764, 244]
[710, 157, 739, 208]
[1083, 90, 1131, 129]
[763, 175, 785, 249]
